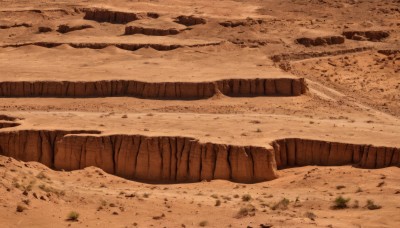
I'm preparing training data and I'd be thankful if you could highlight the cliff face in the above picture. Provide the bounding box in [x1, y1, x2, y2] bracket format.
[296, 36, 345, 47]
[0, 131, 398, 183]
[124, 26, 181, 36]
[81, 8, 159, 24]
[342, 31, 390, 42]
[273, 138, 400, 169]
[0, 78, 307, 99]
[174, 16, 206, 26]
[0, 130, 277, 183]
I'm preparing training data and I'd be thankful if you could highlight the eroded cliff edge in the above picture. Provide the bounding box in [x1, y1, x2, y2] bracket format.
[0, 130, 277, 183]
[0, 78, 307, 99]
[0, 130, 398, 183]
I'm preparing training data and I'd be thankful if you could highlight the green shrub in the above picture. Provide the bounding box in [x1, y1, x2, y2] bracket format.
[366, 200, 381, 210]
[67, 211, 80, 221]
[332, 196, 350, 209]
[271, 198, 290, 210]
[16, 204, 26, 212]
[241, 194, 252, 202]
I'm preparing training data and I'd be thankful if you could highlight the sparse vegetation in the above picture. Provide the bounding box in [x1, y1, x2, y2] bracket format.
[199, 220, 209, 227]
[242, 194, 252, 202]
[236, 204, 256, 218]
[249, 120, 261, 124]
[67, 211, 80, 221]
[215, 199, 221, 206]
[152, 213, 165, 220]
[377, 181, 385, 187]
[352, 200, 359, 208]
[332, 196, 350, 209]
[143, 193, 150, 198]
[366, 200, 381, 210]
[271, 198, 290, 210]
[336, 185, 346, 190]
[304, 211, 316, 221]
[36, 172, 49, 180]
[38, 184, 65, 196]
[16, 204, 27, 212]
[210, 194, 218, 199]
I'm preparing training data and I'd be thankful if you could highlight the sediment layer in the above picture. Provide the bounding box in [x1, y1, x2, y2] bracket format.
[296, 36, 345, 47]
[0, 130, 277, 183]
[273, 138, 400, 169]
[1, 41, 222, 51]
[57, 24, 93, 33]
[219, 18, 264, 27]
[124, 26, 180, 36]
[0, 130, 398, 183]
[0, 122, 20, 129]
[342, 30, 390, 42]
[81, 8, 159, 24]
[270, 47, 372, 62]
[378, 49, 400, 56]
[0, 23, 32, 29]
[0, 78, 307, 99]
[174, 16, 206, 26]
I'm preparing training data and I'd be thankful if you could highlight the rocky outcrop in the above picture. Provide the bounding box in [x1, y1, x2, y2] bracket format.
[296, 36, 345, 47]
[219, 18, 264, 27]
[270, 47, 372, 62]
[38, 26, 53, 33]
[0, 78, 307, 99]
[0, 22, 31, 29]
[0, 122, 20, 129]
[0, 130, 277, 183]
[378, 49, 400, 56]
[124, 26, 180, 36]
[57, 24, 93, 33]
[272, 138, 400, 169]
[216, 78, 307, 97]
[81, 8, 159, 24]
[2, 41, 222, 51]
[342, 30, 390, 42]
[0, 115, 20, 121]
[174, 15, 206, 26]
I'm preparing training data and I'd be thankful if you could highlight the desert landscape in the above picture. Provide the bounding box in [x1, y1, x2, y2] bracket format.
[0, 0, 399, 227]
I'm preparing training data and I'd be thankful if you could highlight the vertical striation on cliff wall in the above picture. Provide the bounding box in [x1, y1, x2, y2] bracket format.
[273, 138, 400, 169]
[0, 131, 398, 183]
[0, 130, 278, 183]
[0, 78, 307, 99]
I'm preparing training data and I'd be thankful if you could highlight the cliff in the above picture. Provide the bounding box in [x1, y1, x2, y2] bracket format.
[273, 138, 400, 169]
[0, 130, 277, 183]
[0, 130, 399, 183]
[0, 78, 307, 99]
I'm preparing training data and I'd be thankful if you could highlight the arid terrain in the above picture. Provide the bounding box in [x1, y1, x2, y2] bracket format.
[0, 0, 399, 227]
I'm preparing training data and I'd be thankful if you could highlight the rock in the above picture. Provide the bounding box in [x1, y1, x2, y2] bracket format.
[81, 8, 159, 24]
[342, 30, 389, 42]
[296, 36, 345, 47]
[174, 15, 206, 26]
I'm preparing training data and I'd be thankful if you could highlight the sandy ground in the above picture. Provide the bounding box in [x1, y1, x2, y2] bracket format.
[1, 156, 399, 228]
[0, 0, 399, 227]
